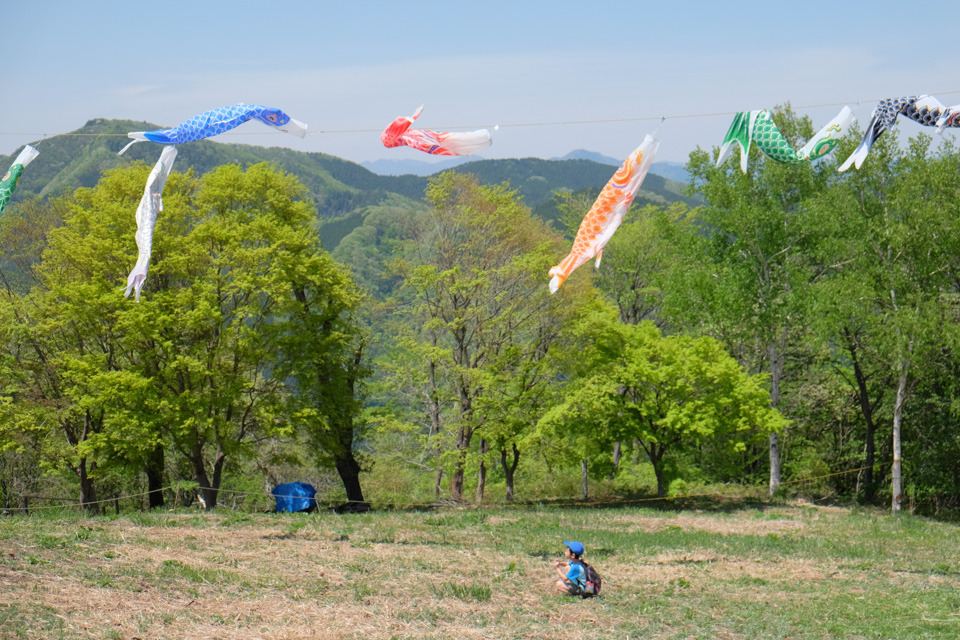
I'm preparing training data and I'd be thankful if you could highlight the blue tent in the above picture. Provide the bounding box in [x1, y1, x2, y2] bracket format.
[272, 482, 317, 513]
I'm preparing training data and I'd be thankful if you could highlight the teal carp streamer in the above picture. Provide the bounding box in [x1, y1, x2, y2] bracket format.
[717, 107, 855, 172]
[0, 145, 39, 216]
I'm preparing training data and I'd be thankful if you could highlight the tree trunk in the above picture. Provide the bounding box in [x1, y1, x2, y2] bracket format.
[864, 419, 877, 502]
[611, 441, 622, 476]
[450, 439, 467, 501]
[449, 339, 475, 502]
[581, 459, 589, 500]
[767, 342, 784, 496]
[145, 444, 165, 510]
[449, 395, 474, 501]
[190, 445, 222, 511]
[476, 438, 488, 504]
[500, 444, 520, 502]
[332, 379, 369, 510]
[78, 457, 99, 515]
[636, 439, 667, 498]
[652, 461, 667, 498]
[891, 362, 909, 513]
[74, 410, 100, 514]
[842, 327, 880, 502]
[335, 450, 367, 508]
[475, 461, 485, 503]
[427, 339, 443, 501]
[768, 432, 782, 497]
[631, 438, 640, 465]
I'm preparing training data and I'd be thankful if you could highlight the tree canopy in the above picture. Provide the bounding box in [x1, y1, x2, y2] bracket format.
[3, 114, 960, 518]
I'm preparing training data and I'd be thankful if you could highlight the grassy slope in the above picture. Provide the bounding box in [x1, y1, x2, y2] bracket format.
[1, 503, 957, 639]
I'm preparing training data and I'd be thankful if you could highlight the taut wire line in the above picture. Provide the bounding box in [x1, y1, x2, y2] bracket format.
[2, 90, 960, 142]
[1, 463, 886, 513]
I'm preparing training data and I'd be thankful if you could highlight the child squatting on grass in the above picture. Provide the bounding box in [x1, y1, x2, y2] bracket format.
[554, 540, 588, 595]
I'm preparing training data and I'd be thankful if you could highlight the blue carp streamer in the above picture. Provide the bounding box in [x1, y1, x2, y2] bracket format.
[119, 104, 307, 154]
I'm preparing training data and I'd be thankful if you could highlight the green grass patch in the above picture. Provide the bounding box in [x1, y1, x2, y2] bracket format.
[0, 603, 66, 640]
[1, 503, 958, 639]
[429, 581, 493, 602]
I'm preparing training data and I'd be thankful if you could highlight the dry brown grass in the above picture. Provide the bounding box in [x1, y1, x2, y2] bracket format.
[603, 512, 806, 536]
[2, 504, 958, 639]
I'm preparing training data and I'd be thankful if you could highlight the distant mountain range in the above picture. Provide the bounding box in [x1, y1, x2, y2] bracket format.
[360, 156, 477, 176]
[549, 150, 621, 165]
[1, 121, 698, 253]
[644, 161, 690, 184]
[362, 149, 691, 184]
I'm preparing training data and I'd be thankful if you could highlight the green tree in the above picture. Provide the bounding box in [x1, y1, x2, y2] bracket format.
[117, 162, 368, 509]
[556, 195, 698, 472]
[384, 172, 571, 501]
[268, 245, 369, 509]
[669, 106, 835, 495]
[0, 162, 369, 511]
[472, 265, 593, 501]
[0, 192, 137, 513]
[0, 294, 45, 512]
[538, 306, 787, 497]
[810, 133, 960, 510]
[0, 199, 65, 511]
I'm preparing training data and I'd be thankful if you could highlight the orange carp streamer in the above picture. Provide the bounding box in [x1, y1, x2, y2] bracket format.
[548, 135, 660, 293]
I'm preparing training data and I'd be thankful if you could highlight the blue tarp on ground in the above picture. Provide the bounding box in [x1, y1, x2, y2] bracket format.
[272, 482, 317, 513]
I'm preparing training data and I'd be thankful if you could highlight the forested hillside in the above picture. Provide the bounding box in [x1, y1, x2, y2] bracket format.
[0, 119, 420, 219]
[1, 119, 696, 249]
[1, 108, 959, 520]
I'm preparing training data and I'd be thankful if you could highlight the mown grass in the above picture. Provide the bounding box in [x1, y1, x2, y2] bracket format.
[0, 502, 958, 639]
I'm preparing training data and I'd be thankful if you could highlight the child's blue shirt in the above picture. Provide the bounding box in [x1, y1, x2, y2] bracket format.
[566, 561, 586, 588]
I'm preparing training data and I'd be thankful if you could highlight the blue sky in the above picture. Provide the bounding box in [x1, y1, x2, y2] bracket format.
[4, 1, 958, 165]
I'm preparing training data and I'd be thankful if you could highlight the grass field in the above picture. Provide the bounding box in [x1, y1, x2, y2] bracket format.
[1, 500, 958, 639]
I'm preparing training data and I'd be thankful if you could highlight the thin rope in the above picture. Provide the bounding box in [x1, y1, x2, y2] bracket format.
[3, 90, 960, 142]
[2, 485, 180, 512]
[1, 463, 886, 513]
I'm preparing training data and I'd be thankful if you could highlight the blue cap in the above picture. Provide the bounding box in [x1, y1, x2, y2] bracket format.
[565, 540, 584, 556]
